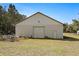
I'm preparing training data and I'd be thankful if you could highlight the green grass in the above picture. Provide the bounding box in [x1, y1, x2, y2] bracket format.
[0, 33, 79, 56]
[63, 33, 79, 39]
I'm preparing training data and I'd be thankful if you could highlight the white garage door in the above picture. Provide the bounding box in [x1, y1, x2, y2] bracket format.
[33, 27, 45, 38]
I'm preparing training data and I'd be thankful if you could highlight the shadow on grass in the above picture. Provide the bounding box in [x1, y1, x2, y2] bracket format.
[62, 36, 79, 41]
[31, 36, 79, 41]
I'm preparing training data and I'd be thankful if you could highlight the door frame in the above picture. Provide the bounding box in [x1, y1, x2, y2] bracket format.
[33, 26, 45, 38]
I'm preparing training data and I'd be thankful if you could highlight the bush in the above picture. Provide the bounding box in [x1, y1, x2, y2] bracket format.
[0, 35, 2, 41]
[10, 37, 15, 42]
[0, 35, 6, 41]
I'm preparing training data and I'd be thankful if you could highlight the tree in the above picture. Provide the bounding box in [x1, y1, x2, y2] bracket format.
[63, 23, 68, 32]
[72, 19, 79, 32]
[0, 4, 26, 35]
[0, 5, 7, 34]
[63, 19, 79, 33]
[66, 25, 73, 33]
[0, 5, 3, 34]
[7, 4, 26, 34]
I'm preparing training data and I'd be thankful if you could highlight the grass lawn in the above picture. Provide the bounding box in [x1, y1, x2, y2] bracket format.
[63, 33, 79, 40]
[0, 33, 79, 56]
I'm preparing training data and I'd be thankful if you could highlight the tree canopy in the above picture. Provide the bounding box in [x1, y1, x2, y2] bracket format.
[0, 4, 26, 35]
[63, 19, 79, 33]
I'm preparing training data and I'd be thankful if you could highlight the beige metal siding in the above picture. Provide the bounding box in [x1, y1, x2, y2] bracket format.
[33, 26, 45, 38]
[16, 13, 63, 39]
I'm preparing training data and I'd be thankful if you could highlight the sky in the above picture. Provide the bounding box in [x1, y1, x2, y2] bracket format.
[0, 3, 79, 24]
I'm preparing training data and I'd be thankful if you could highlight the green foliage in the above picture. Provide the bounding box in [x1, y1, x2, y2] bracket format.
[63, 23, 68, 32]
[64, 19, 79, 33]
[72, 19, 79, 32]
[0, 4, 26, 35]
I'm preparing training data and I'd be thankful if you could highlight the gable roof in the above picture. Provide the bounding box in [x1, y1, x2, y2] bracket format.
[16, 12, 63, 25]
